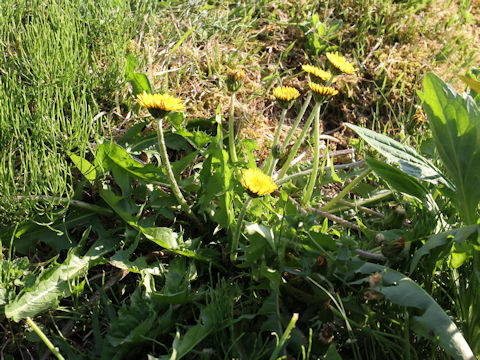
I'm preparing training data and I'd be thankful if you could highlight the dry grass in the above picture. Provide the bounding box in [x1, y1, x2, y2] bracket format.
[122, 0, 479, 158]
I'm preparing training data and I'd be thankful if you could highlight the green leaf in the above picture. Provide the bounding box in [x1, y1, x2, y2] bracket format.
[329, 157, 341, 183]
[366, 158, 428, 201]
[171, 151, 199, 179]
[306, 231, 337, 251]
[102, 289, 170, 360]
[109, 236, 161, 275]
[5, 231, 117, 321]
[169, 26, 196, 55]
[346, 123, 450, 187]
[356, 263, 475, 360]
[325, 344, 342, 360]
[99, 189, 208, 260]
[99, 142, 169, 186]
[125, 53, 152, 96]
[169, 297, 226, 359]
[245, 223, 275, 251]
[410, 225, 479, 273]
[167, 111, 185, 128]
[69, 153, 99, 184]
[459, 74, 480, 95]
[11, 212, 98, 254]
[419, 72, 480, 224]
[105, 290, 157, 347]
[198, 141, 233, 229]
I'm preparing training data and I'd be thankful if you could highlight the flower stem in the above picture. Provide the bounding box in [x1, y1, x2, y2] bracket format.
[26, 317, 65, 360]
[277, 104, 316, 180]
[282, 92, 312, 148]
[156, 119, 203, 230]
[268, 312, 299, 360]
[302, 102, 322, 204]
[320, 168, 372, 212]
[228, 92, 238, 163]
[265, 108, 287, 175]
[231, 197, 252, 262]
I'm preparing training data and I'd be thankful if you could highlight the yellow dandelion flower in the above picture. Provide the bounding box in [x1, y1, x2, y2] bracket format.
[308, 82, 338, 97]
[136, 92, 186, 118]
[326, 52, 357, 74]
[273, 86, 300, 109]
[302, 65, 332, 82]
[242, 168, 277, 197]
[273, 86, 300, 101]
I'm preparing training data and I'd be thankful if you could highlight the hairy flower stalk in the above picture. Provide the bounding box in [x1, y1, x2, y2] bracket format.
[137, 92, 203, 229]
[226, 68, 244, 163]
[231, 168, 277, 261]
[156, 118, 203, 229]
[302, 82, 338, 204]
[282, 92, 312, 148]
[301, 102, 322, 204]
[231, 197, 252, 262]
[27, 317, 65, 360]
[264, 86, 300, 175]
[229, 92, 238, 162]
[264, 108, 287, 175]
[277, 109, 316, 179]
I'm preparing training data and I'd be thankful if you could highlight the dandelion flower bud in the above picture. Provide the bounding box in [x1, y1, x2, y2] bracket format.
[226, 68, 245, 93]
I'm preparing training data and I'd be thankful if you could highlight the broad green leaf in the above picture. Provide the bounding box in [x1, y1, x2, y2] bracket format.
[169, 300, 221, 359]
[125, 53, 152, 96]
[198, 140, 233, 229]
[325, 344, 342, 360]
[101, 290, 172, 360]
[99, 189, 208, 260]
[140, 227, 181, 250]
[164, 133, 191, 152]
[419, 72, 480, 224]
[99, 142, 169, 186]
[109, 236, 161, 275]
[150, 258, 199, 306]
[306, 231, 337, 251]
[167, 111, 185, 128]
[356, 263, 474, 360]
[245, 223, 275, 250]
[329, 158, 341, 182]
[12, 212, 98, 254]
[410, 225, 478, 273]
[105, 290, 156, 347]
[171, 151, 199, 179]
[5, 231, 117, 321]
[366, 158, 428, 201]
[346, 123, 450, 187]
[69, 153, 98, 184]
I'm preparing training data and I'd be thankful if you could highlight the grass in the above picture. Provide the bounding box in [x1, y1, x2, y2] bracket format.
[0, 0, 156, 223]
[1, 0, 480, 359]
